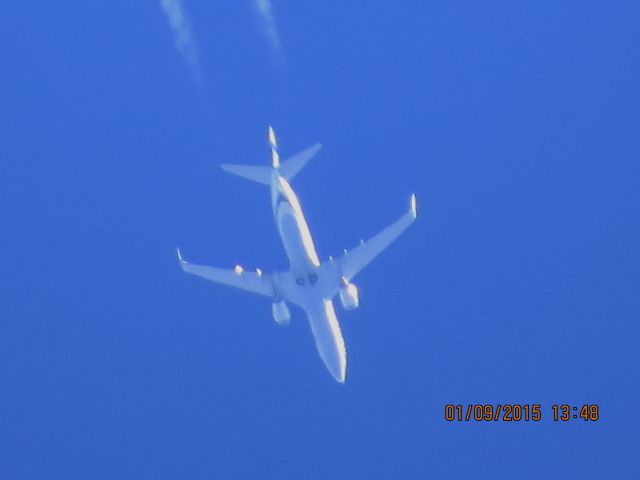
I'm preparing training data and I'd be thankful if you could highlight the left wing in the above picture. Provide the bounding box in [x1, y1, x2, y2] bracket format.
[334, 194, 417, 282]
[177, 249, 273, 297]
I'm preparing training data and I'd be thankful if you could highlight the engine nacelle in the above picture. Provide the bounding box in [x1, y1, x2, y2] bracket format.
[272, 300, 291, 325]
[339, 280, 360, 310]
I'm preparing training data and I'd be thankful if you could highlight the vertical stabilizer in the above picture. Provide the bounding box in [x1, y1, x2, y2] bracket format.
[269, 126, 280, 168]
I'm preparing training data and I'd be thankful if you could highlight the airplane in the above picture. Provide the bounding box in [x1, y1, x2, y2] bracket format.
[177, 127, 417, 383]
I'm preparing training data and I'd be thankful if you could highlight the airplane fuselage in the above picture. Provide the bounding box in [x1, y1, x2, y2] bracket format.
[271, 172, 321, 272]
[268, 170, 348, 382]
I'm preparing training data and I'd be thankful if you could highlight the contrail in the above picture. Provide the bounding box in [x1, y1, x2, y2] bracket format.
[160, 0, 204, 85]
[253, 0, 285, 67]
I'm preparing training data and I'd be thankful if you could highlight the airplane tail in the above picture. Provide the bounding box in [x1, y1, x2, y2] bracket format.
[220, 126, 321, 185]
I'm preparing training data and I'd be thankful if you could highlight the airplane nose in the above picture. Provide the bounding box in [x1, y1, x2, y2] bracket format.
[324, 356, 346, 384]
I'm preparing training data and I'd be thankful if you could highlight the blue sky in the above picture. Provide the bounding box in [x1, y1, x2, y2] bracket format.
[1, 1, 638, 478]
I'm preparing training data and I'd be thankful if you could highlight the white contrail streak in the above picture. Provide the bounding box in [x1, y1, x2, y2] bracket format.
[160, 0, 204, 85]
[253, 0, 285, 66]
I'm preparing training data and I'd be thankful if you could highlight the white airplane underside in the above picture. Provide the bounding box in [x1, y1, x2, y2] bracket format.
[178, 127, 417, 383]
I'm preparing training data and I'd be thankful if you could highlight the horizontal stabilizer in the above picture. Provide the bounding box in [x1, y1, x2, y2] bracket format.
[280, 143, 322, 181]
[220, 126, 320, 184]
[219, 164, 271, 185]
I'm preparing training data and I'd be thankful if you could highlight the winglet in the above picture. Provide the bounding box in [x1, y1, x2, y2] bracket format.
[176, 248, 185, 265]
[409, 193, 417, 218]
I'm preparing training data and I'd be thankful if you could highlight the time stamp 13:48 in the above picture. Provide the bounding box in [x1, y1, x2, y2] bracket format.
[444, 404, 600, 422]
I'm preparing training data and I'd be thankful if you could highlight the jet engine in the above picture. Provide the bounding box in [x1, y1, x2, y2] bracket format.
[339, 280, 360, 310]
[272, 300, 291, 325]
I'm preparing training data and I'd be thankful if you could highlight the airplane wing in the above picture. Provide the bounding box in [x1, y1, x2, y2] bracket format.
[306, 299, 347, 383]
[176, 249, 273, 297]
[336, 194, 417, 281]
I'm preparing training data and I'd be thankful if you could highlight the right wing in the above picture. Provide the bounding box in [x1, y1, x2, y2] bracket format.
[335, 194, 418, 282]
[177, 249, 273, 297]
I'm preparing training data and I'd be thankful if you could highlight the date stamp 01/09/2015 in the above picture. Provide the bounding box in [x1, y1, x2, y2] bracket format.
[444, 404, 600, 423]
